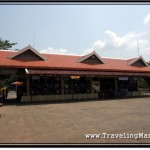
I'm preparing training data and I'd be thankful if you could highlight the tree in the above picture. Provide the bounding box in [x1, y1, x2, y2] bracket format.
[0, 38, 17, 50]
[138, 78, 149, 89]
[147, 61, 150, 66]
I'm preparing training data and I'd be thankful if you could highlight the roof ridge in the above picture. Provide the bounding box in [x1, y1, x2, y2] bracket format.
[0, 50, 16, 52]
[42, 53, 80, 56]
[102, 57, 128, 60]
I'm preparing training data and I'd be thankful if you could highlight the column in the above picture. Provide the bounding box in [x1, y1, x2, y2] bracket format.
[99, 77, 101, 93]
[26, 75, 30, 96]
[61, 76, 64, 94]
[91, 77, 93, 93]
[137, 77, 139, 91]
[137, 77, 140, 96]
[115, 77, 118, 96]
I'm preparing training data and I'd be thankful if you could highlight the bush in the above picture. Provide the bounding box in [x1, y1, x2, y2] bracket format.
[138, 78, 149, 88]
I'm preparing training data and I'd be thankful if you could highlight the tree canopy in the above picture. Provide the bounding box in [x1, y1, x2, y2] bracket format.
[0, 38, 17, 50]
[147, 61, 150, 66]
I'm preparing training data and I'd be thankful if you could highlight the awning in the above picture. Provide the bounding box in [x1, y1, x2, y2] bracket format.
[12, 81, 23, 85]
[25, 69, 150, 77]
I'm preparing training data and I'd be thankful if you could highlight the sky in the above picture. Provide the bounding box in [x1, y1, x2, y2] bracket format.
[1, 5, 150, 61]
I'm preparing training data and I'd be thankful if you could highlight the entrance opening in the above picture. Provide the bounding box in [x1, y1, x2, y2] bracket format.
[100, 77, 115, 98]
[0, 72, 26, 104]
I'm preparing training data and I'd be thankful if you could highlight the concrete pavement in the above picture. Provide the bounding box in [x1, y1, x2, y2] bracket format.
[0, 97, 150, 144]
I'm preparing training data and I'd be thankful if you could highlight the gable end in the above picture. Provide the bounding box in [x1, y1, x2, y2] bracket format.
[82, 54, 104, 64]
[128, 56, 148, 67]
[13, 49, 43, 60]
[77, 51, 105, 64]
[131, 59, 147, 66]
[9, 45, 47, 61]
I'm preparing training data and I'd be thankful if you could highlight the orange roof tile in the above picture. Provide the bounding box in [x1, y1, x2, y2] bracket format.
[0, 50, 150, 73]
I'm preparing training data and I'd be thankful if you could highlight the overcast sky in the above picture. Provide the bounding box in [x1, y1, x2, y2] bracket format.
[1, 5, 150, 60]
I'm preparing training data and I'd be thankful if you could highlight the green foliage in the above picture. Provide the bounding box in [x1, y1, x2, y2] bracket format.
[0, 38, 17, 50]
[0, 75, 17, 90]
[138, 78, 149, 88]
[147, 61, 150, 66]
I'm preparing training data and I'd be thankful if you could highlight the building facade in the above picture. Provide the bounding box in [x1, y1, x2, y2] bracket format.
[0, 45, 150, 102]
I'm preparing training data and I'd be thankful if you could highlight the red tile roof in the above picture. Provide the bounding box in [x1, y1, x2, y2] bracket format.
[0, 50, 150, 73]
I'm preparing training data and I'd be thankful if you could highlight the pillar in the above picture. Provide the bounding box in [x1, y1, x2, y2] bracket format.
[91, 77, 93, 93]
[26, 75, 30, 95]
[61, 76, 64, 94]
[115, 77, 118, 95]
[99, 77, 101, 93]
[137, 77, 139, 91]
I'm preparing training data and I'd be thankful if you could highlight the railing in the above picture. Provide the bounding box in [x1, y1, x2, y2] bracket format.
[21, 93, 99, 103]
[21, 89, 150, 103]
[137, 89, 150, 97]
[99, 89, 150, 99]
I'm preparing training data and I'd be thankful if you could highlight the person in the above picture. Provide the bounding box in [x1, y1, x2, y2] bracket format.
[5, 87, 9, 101]
[1, 89, 5, 103]
[0, 93, 3, 106]
[16, 86, 23, 103]
[109, 87, 115, 98]
[119, 86, 128, 98]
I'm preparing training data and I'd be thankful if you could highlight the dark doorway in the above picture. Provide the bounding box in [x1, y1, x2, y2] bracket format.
[100, 77, 115, 98]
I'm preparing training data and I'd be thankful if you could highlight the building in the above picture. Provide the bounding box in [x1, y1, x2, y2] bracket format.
[0, 45, 150, 102]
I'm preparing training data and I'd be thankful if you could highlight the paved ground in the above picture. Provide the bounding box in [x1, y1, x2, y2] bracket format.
[0, 97, 150, 144]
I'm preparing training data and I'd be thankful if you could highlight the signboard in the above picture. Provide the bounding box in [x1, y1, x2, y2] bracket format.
[119, 77, 129, 80]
